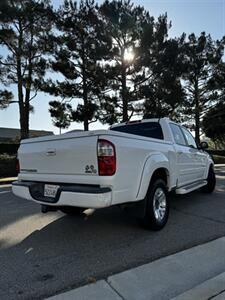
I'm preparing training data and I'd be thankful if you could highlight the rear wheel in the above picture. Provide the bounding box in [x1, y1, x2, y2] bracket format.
[141, 179, 169, 231]
[201, 166, 216, 193]
[60, 206, 84, 215]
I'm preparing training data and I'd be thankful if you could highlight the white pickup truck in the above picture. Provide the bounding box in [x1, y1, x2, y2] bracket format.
[12, 118, 215, 230]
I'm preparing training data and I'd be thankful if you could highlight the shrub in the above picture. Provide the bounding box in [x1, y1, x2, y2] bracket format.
[212, 155, 225, 165]
[0, 144, 19, 155]
[0, 154, 17, 178]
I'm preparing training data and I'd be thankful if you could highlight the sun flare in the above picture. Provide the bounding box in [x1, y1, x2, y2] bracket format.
[124, 48, 135, 61]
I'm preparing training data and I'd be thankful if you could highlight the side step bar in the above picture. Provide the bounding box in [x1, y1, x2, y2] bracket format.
[176, 180, 207, 195]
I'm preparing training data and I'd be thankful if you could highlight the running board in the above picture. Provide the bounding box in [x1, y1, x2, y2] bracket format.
[176, 180, 207, 195]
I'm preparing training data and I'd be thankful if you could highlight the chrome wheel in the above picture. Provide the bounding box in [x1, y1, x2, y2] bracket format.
[141, 179, 169, 230]
[153, 187, 166, 222]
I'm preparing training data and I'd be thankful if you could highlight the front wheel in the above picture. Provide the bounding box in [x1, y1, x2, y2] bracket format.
[201, 166, 216, 193]
[141, 179, 169, 231]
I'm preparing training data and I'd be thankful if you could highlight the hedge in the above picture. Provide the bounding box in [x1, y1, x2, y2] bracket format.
[0, 143, 19, 155]
[207, 150, 225, 157]
[0, 154, 17, 178]
[212, 155, 225, 165]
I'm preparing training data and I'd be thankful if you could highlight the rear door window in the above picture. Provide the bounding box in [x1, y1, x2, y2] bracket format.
[111, 122, 164, 140]
[170, 124, 187, 146]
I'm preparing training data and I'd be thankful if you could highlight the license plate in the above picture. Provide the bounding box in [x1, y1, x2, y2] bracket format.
[44, 184, 59, 198]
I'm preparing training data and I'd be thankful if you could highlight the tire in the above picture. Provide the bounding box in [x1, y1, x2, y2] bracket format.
[141, 179, 169, 231]
[60, 206, 84, 215]
[201, 166, 216, 193]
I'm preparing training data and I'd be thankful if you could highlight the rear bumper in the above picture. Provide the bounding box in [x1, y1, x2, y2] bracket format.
[12, 181, 112, 209]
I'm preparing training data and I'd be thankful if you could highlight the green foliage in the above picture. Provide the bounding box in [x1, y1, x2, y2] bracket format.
[202, 101, 225, 148]
[0, 153, 16, 160]
[212, 155, 225, 164]
[142, 35, 186, 121]
[0, 154, 17, 177]
[0, 0, 224, 138]
[49, 101, 72, 133]
[42, 0, 111, 130]
[99, 0, 156, 123]
[180, 32, 225, 144]
[0, 0, 54, 139]
[0, 89, 13, 109]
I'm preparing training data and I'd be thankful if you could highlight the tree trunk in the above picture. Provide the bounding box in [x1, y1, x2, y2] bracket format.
[81, 39, 89, 131]
[17, 21, 29, 140]
[121, 64, 128, 122]
[83, 82, 89, 131]
[17, 64, 29, 140]
[19, 107, 29, 140]
[194, 79, 200, 145]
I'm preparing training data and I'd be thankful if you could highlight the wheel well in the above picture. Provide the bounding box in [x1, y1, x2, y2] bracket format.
[150, 168, 168, 187]
[209, 163, 214, 170]
[208, 163, 214, 175]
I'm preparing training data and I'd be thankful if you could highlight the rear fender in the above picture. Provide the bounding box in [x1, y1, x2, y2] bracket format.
[136, 153, 170, 200]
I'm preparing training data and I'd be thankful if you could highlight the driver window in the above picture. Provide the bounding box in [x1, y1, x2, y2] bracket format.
[182, 128, 197, 149]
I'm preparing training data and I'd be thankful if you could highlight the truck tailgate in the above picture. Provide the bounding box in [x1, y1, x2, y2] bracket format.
[18, 134, 98, 176]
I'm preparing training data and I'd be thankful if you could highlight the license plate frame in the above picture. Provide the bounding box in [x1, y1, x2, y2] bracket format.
[44, 184, 60, 198]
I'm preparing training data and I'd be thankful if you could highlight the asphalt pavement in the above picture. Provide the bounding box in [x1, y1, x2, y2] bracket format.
[0, 166, 225, 300]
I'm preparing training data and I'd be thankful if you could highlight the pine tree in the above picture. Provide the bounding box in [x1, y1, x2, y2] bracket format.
[0, 0, 54, 139]
[99, 0, 155, 123]
[141, 33, 186, 121]
[202, 101, 225, 148]
[43, 0, 111, 131]
[181, 32, 225, 144]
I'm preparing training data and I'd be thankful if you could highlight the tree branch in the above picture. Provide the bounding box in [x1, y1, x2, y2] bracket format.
[29, 90, 38, 102]
[88, 118, 98, 125]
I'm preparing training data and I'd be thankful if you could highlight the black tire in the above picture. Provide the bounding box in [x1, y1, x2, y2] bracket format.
[60, 206, 84, 215]
[201, 166, 216, 193]
[141, 179, 169, 231]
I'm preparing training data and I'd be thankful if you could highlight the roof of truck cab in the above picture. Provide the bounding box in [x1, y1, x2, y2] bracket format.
[110, 118, 170, 129]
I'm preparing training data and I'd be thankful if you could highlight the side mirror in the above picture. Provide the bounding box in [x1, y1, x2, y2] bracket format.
[199, 141, 209, 150]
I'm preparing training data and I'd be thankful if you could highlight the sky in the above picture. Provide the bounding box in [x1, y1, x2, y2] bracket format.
[0, 0, 224, 134]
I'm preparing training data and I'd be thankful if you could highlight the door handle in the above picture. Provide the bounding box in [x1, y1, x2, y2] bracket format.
[177, 151, 183, 155]
[46, 149, 56, 156]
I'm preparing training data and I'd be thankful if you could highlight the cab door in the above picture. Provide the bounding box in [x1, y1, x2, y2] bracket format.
[170, 123, 196, 187]
[181, 127, 207, 181]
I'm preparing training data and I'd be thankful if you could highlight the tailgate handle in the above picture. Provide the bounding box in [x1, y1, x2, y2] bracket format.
[46, 149, 56, 156]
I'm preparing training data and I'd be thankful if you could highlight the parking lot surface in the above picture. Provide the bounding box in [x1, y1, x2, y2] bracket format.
[0, 166, 225, 300]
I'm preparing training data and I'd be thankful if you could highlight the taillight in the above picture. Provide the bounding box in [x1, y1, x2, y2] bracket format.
[16, 158, 20, 174]
[97, 139, 116, 176]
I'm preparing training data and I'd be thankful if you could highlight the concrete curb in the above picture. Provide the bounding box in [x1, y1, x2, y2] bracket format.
[47, 280, 122, 300]
[0, 177, 17, 185]
[47, 237, 225, 300]
[171, 272, 225, 300]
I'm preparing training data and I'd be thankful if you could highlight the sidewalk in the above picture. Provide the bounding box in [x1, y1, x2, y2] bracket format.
[47, 237, 225, 300]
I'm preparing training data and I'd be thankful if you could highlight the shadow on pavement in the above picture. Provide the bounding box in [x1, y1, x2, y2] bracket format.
[0, 174, 225, 300]
[0, 188, 40, 230]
